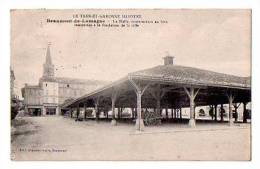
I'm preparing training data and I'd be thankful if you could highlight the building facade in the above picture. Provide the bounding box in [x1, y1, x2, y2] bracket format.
[22, 45, 106, 116]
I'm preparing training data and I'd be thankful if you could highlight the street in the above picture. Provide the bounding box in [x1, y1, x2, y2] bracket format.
[11, 116, 251, 160]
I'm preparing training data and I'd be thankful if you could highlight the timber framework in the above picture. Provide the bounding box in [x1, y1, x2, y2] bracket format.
[62, 55, 251, 131]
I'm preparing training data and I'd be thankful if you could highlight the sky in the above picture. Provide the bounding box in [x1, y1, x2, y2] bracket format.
[11, 9, 251, 98]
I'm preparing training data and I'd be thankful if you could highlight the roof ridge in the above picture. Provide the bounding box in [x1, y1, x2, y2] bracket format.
[135, 64, 249, 78]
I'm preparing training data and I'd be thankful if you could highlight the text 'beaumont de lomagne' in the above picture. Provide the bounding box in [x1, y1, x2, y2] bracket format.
[46, 14, 168, 27]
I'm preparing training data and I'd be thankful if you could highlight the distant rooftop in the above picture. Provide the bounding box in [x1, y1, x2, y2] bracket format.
[39, 76, 109, 85]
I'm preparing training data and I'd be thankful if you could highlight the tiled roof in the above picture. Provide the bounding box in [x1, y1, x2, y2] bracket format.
[63, 64, 251, 108]
[129, 65, 250, 89]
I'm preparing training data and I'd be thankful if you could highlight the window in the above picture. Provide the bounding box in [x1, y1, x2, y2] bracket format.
[46, 83, 48, 87]
[67, 84, 70, 87]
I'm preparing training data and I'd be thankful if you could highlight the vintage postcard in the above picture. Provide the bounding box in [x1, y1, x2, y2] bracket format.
[10, 9, 251, 161]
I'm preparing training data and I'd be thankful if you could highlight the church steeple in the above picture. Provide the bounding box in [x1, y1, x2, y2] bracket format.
[43, 43, 55, 78]
[45, 44, 52, 65]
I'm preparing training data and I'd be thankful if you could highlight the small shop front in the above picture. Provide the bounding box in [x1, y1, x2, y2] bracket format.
[43, 104, 58, 115]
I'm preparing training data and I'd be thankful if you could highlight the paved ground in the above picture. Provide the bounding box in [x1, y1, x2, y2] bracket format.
[11, 116, 251, 161]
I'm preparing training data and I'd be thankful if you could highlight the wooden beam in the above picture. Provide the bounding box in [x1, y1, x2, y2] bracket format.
[194, 88, 200, 98]
[128, 78, 140, 93]
[184, 87, 191, 99]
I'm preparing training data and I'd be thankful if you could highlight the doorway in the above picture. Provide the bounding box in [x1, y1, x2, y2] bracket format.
[31, 108, 41, 116]
[46, 108, 56, 115]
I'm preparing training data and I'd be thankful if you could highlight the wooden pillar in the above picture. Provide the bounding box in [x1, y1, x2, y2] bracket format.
[156, 99, 161, 116]
[129, 78, 150, 131]
[118, 107, 120, 119]
[171, 109, 174, 119]
[180, 108, 182, 119]
[190, 91, 195, 126]
[184, 87, 200, 127]
[136, 89, 143, 130]
[95, 103, 98, 121]
[84, 103, 87, 120]
[76, 104, 80, 119]
[70, 108, 73, 118]
[166, 106, 169, 120]
[111, 91, 117, 125]
[120, 108, 122, 119]
[210, 105, 214, 120]
[234, 103, 237, 122]
[121, 108, 123, 119]
[106, 109, 109, 119]
[233, 103, 240, 122]
[243, 102, 248, 123]
[94, 98, 99, 122]
[214, 104, 217, 121]
[220, 104, 224, 122]
[227, 92, 234, 126]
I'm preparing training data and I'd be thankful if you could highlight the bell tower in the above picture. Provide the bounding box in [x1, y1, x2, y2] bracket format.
[43, 43, 55, 78]
[163, 52, 174, 66]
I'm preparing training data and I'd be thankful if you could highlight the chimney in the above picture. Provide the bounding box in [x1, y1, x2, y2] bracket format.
[163, 55, 174, 65]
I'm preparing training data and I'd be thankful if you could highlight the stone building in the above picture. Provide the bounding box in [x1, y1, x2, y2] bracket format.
[22, 45, 106, 116]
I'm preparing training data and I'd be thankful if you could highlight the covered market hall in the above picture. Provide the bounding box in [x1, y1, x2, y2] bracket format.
[62, 56, 251, 131]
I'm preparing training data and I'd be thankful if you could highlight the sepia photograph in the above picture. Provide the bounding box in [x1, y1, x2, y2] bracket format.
[10, 9, 251, 161]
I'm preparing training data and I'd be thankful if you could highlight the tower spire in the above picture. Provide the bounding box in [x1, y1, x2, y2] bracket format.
[43, 43, 55, 78]
[45, 43, 52, 65]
